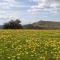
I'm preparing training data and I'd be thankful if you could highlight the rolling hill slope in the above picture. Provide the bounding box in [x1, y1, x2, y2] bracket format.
[23, 21, 60, 29]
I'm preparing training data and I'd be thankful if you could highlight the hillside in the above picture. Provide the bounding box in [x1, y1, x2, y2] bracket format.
[23, 21, 60, 29]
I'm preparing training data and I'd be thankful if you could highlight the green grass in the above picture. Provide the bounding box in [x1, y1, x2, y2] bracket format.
[0, 30, 60, 60]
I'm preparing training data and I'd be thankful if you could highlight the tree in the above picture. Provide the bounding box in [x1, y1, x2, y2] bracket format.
[3, 19, 23, 29]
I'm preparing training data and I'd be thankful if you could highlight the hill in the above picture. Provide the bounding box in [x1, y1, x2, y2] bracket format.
[0, 25, 3, 29]
[23, 21, 60, 29]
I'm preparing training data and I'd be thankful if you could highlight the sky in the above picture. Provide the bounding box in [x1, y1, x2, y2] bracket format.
[0, 0, 60, 25]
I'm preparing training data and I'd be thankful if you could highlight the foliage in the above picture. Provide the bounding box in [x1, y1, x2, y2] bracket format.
[0, 30, 60, 60]
[3, 19, 23, 29]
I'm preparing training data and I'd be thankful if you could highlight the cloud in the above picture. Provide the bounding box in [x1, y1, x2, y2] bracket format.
[4, 0, 16, 3]
[0, 0, 19, 20]
[27, 0, 60, 15]
[0, 0, 16, 10]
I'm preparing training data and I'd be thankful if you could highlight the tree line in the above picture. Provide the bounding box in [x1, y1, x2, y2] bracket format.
[3, 19, 23, 29]
[3, 19, 60, 29]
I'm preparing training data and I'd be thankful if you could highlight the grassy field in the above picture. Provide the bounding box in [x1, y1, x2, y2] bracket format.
[0, 30, 60, 60]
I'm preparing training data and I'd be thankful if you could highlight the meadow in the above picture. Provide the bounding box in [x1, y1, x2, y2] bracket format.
[0, 30, 60, 60]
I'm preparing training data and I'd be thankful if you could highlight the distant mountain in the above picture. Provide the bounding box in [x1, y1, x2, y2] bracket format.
[0, 25, 3, 29]
[23, 24, 33, 29]
[23, 21, 60, 29]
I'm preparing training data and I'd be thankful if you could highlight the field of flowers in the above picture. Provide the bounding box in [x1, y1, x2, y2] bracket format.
[0, 30, 60, 60]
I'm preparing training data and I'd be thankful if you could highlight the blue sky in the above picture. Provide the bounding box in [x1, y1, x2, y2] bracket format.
[0, 0, 60, 25]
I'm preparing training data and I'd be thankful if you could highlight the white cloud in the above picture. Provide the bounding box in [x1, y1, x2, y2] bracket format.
[27, 0, 60, 15]
[4, 0, 16, 3]
[0, 0, 20, 19]
[0, 0, 17, 10]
